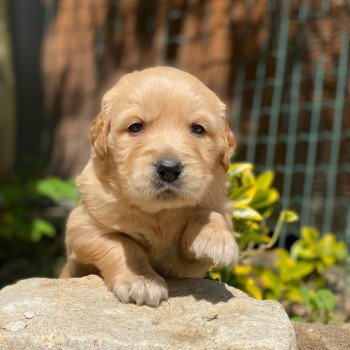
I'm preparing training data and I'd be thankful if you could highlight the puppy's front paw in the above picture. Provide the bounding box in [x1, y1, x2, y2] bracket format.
[189, 229, 239, 267]
[112, 274, 168, 307]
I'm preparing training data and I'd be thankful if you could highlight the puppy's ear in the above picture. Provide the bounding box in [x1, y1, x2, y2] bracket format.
[90, 110, 110, 159]
[220, 120, 236, 172]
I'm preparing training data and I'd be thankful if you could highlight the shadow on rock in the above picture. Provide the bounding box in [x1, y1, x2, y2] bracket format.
[166, 278, 236, 304]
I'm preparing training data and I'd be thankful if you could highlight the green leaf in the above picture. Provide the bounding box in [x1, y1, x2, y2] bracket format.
[279, 261, 314, 282]
[227, 163, 253, 177]
[320, 234, 336, 258]
[260, 270, 282, 296]
[230, 186, 256, 208]
[37, 177, 79, 204]
[256, 171, 275, 190]
[300, 287, 311, 308]
[291, 242, 318, 260]
[30, 218, 56, 242]
[334, 242, 348, 262]
[228, 177, 239, 193]
[241, 169, 256, 187]
[240, 229, 270, 246]
[250, 189, 280, 209]
[233, 207, 263, 221]
[284, 210, 299, 223]
[315, 261, 326, 273]
[208, 271, 221, 281]
[314, 289, 337, 313]
[301, 226, 319, 243]
[245, 277, 263, 300]
[286, 286, 303, 303]
[232, 265, 252, 275]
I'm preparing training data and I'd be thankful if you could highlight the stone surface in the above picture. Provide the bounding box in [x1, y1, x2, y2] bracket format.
[293, 321, 350, 350]
[0, 275, 296, 350]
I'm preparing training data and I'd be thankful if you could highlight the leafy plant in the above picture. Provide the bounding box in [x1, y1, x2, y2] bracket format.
[299, 288, 341, 324]
[291, 226, 347, 273]
[0, 176, 79, 243]
[0, 173, 79, 287]
[210, 163, 348, 323]
[37, 177, 79, 204]
[227, 163, 298, 251]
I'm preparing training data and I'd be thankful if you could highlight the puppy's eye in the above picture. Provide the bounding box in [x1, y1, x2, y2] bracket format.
[128, 122, 144, 133]
[191, 124, 205, 135]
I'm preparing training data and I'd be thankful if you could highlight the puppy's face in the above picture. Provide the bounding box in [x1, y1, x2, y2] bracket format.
[90, 67, 234, 212]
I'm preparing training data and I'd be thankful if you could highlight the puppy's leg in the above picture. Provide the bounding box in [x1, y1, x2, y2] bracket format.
[66, 208, 168, 307]
[59, 262, 71, 278]
[181, 210, 239, 267]
[99, 233, 168, 307]
[87, 233, 168, 307]
[59, 260, 98, 278]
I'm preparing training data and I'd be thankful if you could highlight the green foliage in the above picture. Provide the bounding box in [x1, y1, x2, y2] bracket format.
[300, 288, 341, 324]
[226, 162, 298, 250]
[31, 218, 56, 242]
[292, 227, 347, 272]
[0, 176, 79, 243]
[210, 163, 348, 323]
[1, 174, 79, 286]
[37, 178, 79, 204]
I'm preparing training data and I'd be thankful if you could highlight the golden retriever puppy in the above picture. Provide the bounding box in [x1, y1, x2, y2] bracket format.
[61, 66, 238, 307]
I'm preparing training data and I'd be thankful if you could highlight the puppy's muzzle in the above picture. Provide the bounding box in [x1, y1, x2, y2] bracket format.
[156, 159, 183, 183]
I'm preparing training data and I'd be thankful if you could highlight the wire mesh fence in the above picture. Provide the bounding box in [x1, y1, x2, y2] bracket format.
[223, 1, 350, 245]
[43, 0, 350, 246]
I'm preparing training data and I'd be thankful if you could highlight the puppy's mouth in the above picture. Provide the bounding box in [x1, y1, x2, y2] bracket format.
[153, 181, 182, 200]
[157, 189, 178, 200]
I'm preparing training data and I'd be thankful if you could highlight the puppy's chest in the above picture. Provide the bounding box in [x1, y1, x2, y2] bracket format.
[140, 218, 186, 255]
[120, 212, 188, 274]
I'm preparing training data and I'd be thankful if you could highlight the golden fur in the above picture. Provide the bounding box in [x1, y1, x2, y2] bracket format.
[61, 67, 239, 307]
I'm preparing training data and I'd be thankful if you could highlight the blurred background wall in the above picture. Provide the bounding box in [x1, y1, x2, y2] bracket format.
[0, 0, 349, 282]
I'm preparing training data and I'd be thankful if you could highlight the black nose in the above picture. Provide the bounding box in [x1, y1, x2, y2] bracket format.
[156, 159, 182, 183]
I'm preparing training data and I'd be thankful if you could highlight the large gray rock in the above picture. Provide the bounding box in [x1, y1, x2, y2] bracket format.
[0, 275, 296, 349]
[293, 321, 350, 350]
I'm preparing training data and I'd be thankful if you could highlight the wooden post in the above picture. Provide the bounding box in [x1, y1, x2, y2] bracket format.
[0, 0, 16, 177]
